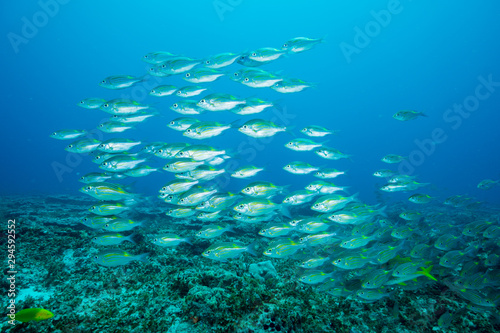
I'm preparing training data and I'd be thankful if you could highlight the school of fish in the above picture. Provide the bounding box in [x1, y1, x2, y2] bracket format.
[51, 36, 500, 319]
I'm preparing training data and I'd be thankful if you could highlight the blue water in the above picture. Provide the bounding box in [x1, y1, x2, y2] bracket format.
[2, 0, 500, 204]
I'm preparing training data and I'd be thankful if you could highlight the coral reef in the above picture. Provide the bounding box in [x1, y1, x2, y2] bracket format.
[1, 195, 499, 333]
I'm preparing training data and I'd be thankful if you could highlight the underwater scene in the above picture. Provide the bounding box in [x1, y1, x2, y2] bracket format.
[2, 1, 500, 332]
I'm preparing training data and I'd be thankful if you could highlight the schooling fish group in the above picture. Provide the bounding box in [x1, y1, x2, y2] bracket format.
[51, 36, 500, 318]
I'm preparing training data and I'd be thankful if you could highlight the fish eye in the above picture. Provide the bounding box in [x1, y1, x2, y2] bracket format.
[234, 72, 239, 76]
[161, 64, 167, 68]
[252, 53, 257, 56]
[242, 125, 247, 129]
[104, 103, 109, 107]
[283, 43, 288, 47]
[149, 67, 154, 72]
[200, 99, 205, 103]
[206, 250, 210, 254]
[93, 237, 97, 240]
[86, 186, 91, 190]
[185, 73, 191, 77]
[244, 78, 249, 82]
[68, 144, 73, 148]
[105, 224, 109, 227]
[91, 206, 96, 209]
[150, 89, 155, 93]
[52, 132, 57, 135]
[173, 103, 178, 108]
[238, 204, 244, 208]
[205, 60, 210, 64]
[101, 80, 106, 83]
[94, 256, 99, 259]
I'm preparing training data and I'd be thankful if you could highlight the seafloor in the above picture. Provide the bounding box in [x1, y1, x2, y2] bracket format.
[1, 194, 499, 333]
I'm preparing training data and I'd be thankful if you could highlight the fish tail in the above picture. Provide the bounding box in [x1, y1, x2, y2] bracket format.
[284, 125, 297, 137]
[125, 233, 137, 245]
[280, 205, 292, 219]
[229, 119, 241, 128]
[417, 265, 438, 281]
[377, 205, 388, 217]
[246, 241, 259, 257]
[135, 253, 150, 263]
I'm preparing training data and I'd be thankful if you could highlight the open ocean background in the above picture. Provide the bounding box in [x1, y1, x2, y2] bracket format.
[2, 0, 500, 204]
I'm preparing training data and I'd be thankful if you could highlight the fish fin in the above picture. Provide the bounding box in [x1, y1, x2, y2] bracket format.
[229, 119, 241, 128]
[184, 237, 193, 246]
[319, 139, 330, 147]
[417, 265, 438, 281]
[377, 205, 388, 217]
[280, 205, 292, 219]
[271, 99, 285, 111]
[226, 225, 237, 234]
[125, 233, 137, 245]
[136, 253, 150, 263]
[284, 126, 296, 136]
[246, 241, 259, 257]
